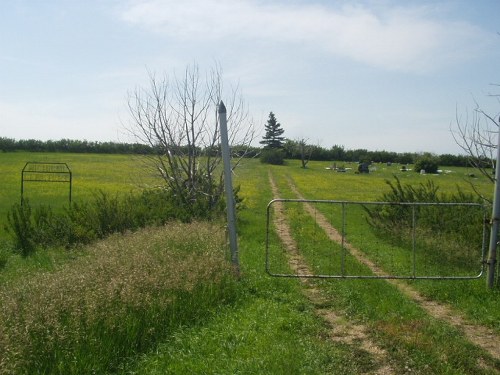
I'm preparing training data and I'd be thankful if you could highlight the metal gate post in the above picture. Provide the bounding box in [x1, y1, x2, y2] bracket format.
[219, 101, 239, 276]
[487, 116, 500, 289]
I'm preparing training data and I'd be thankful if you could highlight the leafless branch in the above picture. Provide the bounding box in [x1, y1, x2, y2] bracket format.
[452, 94, 499, 188]
[126, 63, 255, 215]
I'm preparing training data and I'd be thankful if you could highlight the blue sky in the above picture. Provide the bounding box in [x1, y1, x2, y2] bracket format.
[0, 0, 499, 154]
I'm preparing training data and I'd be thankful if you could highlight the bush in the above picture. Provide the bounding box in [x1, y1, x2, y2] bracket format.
[0, 241, 11, 269]
[5, 192, 158, 253]
[364, 176, 485, 267]
[6, 202, 36, 256]
[414, 155, 439, 174]
[260, 149, 285, 165]
[6, 201, 84, 253]
[5, 186, 241, 254]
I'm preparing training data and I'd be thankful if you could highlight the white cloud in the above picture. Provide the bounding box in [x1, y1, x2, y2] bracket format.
[119, 0, 491, 73]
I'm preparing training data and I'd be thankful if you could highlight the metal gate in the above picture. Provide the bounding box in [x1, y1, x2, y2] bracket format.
[266, 199, 488, 280]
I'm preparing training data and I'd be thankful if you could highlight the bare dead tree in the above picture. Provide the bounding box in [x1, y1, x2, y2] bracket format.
[452, 89, 500, 202]
[127, 63, 254, 217]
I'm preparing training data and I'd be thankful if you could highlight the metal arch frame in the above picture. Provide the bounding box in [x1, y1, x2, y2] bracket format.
[266, 198, 488, 280]
[21, 162, 72, 205]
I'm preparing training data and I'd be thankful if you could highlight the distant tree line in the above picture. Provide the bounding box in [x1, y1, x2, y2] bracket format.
[0, 136, 472, 167]
[282, 140, 470, 167]
[0, 137, 154, 154]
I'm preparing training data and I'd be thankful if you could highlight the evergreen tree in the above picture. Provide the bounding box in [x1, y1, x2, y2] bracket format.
[260, 112, 285, 149]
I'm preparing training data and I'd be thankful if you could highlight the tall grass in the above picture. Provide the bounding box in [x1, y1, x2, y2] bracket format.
[4, 185, 234, 256]
[0, 152, 162, 241]
[0, 222, 237, 374]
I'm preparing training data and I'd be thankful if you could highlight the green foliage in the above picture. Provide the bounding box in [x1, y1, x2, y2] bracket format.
[260, 169, 498, 374]
[4, 192, 168, 252]
[6, 202, 36, 256]
[260, 148, 285, 165]
[130, 162, 370, 375]
[0, 241, 11, 269]
[414, 154, 439, 173]
[365, 176, 485, 267]
[439, 153, 468, 167]
[365, 176, 482, 227]
[0, 157, 498, 374]
[283, 139, 314, 168]
[5, 184, 244, 254]
[376, 175, 439, 203]
[0, 137, 155, 154]
[260, 112, 285, 149]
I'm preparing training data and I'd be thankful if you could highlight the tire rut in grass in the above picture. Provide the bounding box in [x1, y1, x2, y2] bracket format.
[286, 176, 500, 362]
[269, 173, 395, 375]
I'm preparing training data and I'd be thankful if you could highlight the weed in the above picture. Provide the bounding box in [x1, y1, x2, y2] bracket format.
[5, 202, 35, 256]
[0, 222, 237, 374]
[0, 241, 11, 269]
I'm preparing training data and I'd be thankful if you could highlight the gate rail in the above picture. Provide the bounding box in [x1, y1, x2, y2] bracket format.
[266, 199, 488, 280]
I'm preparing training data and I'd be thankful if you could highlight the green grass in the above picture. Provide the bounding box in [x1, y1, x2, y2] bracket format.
[267, 162, 500, 334]
[269, 169, 500, 374]
[0, 222, 236, 374]
[1, 154, 499, 374]
[125, 159, 500, 374]
[282, 159, 492, 201]
[122, 159, 381, 374]
[127, 296, 376, 375]
[0, 152, 159, 240]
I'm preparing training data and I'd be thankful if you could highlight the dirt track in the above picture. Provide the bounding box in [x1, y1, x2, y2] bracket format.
[281, 174, 500, 361]
[269, 173, 395, 375]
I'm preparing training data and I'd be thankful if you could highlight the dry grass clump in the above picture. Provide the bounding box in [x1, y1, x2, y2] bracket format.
[0, 222, 236, 375]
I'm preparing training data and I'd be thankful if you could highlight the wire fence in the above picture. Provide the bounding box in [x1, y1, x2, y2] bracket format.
[266, 199, 488, 280]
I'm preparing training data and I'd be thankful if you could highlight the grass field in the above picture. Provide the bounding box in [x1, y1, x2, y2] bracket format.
[0, 152, 159, 239]
[0, 152, 491, 226]
[0, 152, 499, 374]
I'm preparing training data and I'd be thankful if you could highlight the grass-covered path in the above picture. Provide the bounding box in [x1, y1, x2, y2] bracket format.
[267, 167, 500, 374]
[269, 172, 396, 374]
[284, 173, 500, 362]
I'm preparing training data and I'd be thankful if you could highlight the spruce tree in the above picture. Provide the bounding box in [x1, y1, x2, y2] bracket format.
[260, 112, 285, 149]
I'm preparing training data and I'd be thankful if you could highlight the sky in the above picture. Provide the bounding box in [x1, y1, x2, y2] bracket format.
[0, 0, 499, 155]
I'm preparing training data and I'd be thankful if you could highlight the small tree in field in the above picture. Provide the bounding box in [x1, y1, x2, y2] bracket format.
[297, 138, 313, 168]
[260, 112, 285, 149]
[127, 64, 254, 219]
[259, 112, 286, 165]
[283, 138, 313, 168]
[414, 153, 439, 174]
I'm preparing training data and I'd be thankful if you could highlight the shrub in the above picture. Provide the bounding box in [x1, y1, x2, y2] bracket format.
[5, 186, 240, 254]
[260, 149, 285, 165]
[364, 176, 485, 267]
[0, 241, 11, 269]
[5, 202, 36, 256]
[5, 194, 139, 253]
[414, 155, 439, 174]
[6, 202, 86, 254]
